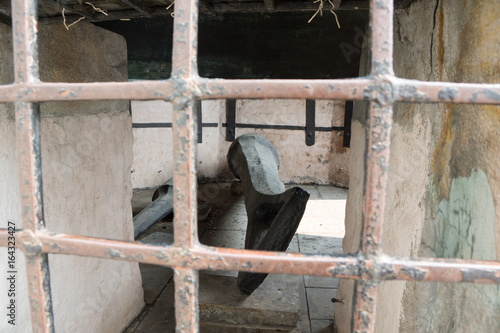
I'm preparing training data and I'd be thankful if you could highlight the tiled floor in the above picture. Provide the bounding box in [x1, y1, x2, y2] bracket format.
[127, 183, 347, 333]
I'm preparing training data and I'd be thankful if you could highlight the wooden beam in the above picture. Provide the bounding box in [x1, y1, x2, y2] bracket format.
[263, 0, 275, 11]
[199, 0, 215, 15]
[120, 0, 153, 18]
[56, 0, 98, 19]
[39, 1, 369, 24]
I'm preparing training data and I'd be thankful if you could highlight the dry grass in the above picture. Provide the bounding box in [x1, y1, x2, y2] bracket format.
[308, 0, 341, 28]
[62, 8, 85, 30]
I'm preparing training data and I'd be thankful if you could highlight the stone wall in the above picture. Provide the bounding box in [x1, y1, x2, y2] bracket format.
[131, 99, 350, 189]
[0, 23, 143, 332]
[335, 1, 500, 332]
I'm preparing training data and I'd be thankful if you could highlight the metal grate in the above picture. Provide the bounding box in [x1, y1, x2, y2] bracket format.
[1, 0, 500, 332]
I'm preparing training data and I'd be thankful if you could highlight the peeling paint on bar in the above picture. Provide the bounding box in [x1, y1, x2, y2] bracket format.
[0, 79, 499, 104]
[3, 229, 500, 285]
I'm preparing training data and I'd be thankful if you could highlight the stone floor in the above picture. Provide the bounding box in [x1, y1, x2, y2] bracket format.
[126, 183, 347, 333]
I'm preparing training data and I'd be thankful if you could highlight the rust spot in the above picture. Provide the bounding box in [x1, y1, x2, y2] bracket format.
[437, 0, 444, 80]
[432, 105, 453, 200]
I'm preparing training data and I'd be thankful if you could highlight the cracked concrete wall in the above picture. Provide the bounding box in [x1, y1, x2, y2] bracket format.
[131, 99, 349, 188]
[335, 1, 500, 332]
[0, 23, 143, 332]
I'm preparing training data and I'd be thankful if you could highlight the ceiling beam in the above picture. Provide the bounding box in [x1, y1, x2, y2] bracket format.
[40, 1, 369, 24]
[120, 0, 153, 18]
[199, 0, 215, 15]
[54, 0, 98, 19]
[263, 0, 275, 12]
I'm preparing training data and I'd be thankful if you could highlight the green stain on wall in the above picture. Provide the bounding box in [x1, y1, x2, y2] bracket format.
[424, 169, 496, 261]
[407, 169, 500, 333]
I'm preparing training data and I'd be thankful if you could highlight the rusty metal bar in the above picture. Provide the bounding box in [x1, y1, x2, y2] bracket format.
[352, 0, 395, 330]
[171, 0, 199, 247]
[197, 78, 371, 100]
[0, 81, 174, 102]
[11, 0, 55, 331]
[2, 229, 500, 284]
[369, 0, 393, 75]
[12, 0, 39, 84]
[172, 101, 199, 248]
[174, 268, 199, 332]
[0, 79, 500, 104]
[359, 103, 393, 255]
[394, 78, 500, 104]
[170, 0, 200, 330]
[353, 280, 378, 333]
[172, 0, 198, 79]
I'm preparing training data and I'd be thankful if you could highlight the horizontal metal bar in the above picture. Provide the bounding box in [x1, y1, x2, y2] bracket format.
[0, 81, 174, 102]
[36, 231, 361, 278]
[221, 123, 345, 132]
[395, 78, 500, 104]
[132, 123, 219, 129]
[0, 78, 499, 104]
[2, 229, 500, 284]
[198, 78, 371, 100]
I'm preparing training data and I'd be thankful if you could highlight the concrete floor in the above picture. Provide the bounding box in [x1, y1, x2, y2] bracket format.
[126, 183, 347, 333]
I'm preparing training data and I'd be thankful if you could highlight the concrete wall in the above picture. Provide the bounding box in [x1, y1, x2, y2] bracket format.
[335, 1, 500, 332]
[0, 23, 143, 332]
[131, 99, 349, 189]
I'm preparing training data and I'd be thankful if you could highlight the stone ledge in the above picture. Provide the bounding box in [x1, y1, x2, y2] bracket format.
[199, 273, 302, 332]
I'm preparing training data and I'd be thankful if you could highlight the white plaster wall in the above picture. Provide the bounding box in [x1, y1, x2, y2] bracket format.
[41, 112, 144, 333]
[131, 99, 349, 189]
[0, 107, 33, 333]
[0, 22, 143, 332]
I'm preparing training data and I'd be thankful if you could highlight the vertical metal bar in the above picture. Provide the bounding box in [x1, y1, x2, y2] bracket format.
[196, 100, 202, 143]
[171, 0, 200, 331]
[225, 99, 236, 141]
[12, 0, 55, 331]
[352, 280, 379, 333]
[16, 103, 55, 333]
[12, 0, 40, 84]
[359, 103, 393, 255]
[305, 99, 315, 146]
[171, 0, 199, 248]
[343, 101, 353, 148]
[352, 0, 395, 330]
[369, 0, 394, 75]
[174, 268, 199, 332]
[171, 0, 199, 78]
